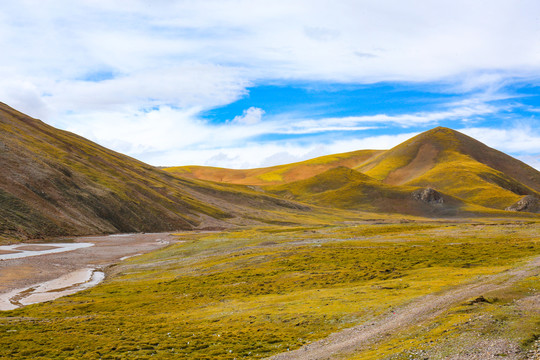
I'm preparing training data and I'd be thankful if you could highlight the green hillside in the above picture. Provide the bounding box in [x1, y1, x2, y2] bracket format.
[266, 166, 500, 217]
[2, 101, 539, 243]
[165, 127, 540, 213]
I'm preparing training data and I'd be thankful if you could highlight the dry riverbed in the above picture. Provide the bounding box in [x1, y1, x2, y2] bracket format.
[0, 232, 177, 311]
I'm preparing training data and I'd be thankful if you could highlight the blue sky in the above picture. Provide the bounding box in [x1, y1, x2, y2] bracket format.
[0, 1, 539, 169]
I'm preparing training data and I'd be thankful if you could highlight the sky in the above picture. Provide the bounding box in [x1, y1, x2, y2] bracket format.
[1, 0, 539, 169]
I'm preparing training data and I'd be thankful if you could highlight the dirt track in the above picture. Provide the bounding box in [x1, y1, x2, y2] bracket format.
[0, 232, 177, 308]
[268, 255, 540, 360]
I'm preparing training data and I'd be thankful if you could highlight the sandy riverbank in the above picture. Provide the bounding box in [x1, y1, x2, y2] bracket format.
[0, 232, 177, 310]
[0, 243, 94, 261]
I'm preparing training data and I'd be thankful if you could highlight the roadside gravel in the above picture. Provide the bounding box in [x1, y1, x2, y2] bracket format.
[268, 256, 540, 360]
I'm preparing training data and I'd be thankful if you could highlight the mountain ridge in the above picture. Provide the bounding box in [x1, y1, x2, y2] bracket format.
[0, 102, 311, 241]
[164, 149, 383, 185]
[1, 103, 539, 242]
[167, 126, 540, 212]
[357, 127, 540, 209]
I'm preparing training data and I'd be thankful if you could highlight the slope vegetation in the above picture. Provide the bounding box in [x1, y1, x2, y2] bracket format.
[357, 127, 540, 210]
[164, 150, 382, 185]
[0, 103, 309, 241]
[3, 100, 538, 242]
[165, 127, 540, 213]
[266, 167, 488, 217]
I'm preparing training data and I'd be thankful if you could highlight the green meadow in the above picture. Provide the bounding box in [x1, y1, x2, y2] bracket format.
[1, 221, 539, 359]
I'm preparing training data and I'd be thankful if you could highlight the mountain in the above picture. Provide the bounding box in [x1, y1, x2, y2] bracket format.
[163, 150, 382, 185]
[266, 166, 488, 217]
[0, 103, 309, 241]
[2, 101, 538, 243]
[357, 127, 540, 210]
[168, 127, 540, 213]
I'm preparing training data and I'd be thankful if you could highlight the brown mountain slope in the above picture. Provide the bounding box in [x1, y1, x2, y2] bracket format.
[356, 127, 540, 210]
[0, 103, 309, 241]
[163, 149, 382, 185]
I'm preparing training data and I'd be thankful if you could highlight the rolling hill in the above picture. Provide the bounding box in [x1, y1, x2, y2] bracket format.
[357, 127, 540, 210]
[168, 127, 540, 213]
[266, 166, 489, 217]
[0, 102, 310, 241]
[164, 149, 382, 185]
[2, 101, 539, 243]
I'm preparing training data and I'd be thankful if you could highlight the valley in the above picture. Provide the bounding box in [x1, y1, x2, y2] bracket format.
[1, 103, 540, 359]
[0, 232, 177, 311]
[1, 222, 539, 359]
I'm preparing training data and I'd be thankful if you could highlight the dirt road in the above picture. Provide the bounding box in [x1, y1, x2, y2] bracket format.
[0, 232, 177, 310]
[268, 256, 540, 360]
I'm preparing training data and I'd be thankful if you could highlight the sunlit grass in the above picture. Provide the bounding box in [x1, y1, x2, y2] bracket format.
[1, 222, 539, 359]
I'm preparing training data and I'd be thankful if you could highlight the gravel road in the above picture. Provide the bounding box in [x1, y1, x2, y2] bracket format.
[267, 256, 540, 360]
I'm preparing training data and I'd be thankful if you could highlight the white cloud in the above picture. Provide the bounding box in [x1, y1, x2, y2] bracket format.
[232, 107, 265, 125]
[0, 1, 539, 169]
[459, 126, 540, 154]
[0, 79, 53, 120]
[2, 0, 540, 110]
[516, 155, 540, 171]
[277, 99, 500, 133]
[146, 131, 417, 168]
[459, 126, 540, 170]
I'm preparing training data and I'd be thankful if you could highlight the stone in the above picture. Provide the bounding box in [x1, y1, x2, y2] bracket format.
[412, 188, 444, 204]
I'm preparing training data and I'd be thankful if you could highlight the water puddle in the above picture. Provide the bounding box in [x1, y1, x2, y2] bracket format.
[0, 243, 94, 261]
[0, 268, 105, 311]
[119, 253, 142, 261]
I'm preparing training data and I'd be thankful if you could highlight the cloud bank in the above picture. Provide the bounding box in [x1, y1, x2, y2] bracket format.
[0, 0, 539, 168]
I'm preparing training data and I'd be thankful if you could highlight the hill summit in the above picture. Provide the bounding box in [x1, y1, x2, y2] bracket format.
[357, 127, 540, 209]
[166, 126, 540, 213]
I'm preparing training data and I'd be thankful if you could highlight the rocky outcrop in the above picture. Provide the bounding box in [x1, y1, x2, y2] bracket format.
[505, 195, 540, 213]
[412, 188, 444, 205]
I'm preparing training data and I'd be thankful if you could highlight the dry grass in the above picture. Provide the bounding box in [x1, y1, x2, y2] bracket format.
[1, 222, 539, 359]
[163, 150, 382, 186]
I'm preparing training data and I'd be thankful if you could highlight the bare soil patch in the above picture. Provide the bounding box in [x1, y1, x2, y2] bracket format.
[0, 250, 19, 255]
[14, 245, 59, 251]
[385, 143, 439, 185]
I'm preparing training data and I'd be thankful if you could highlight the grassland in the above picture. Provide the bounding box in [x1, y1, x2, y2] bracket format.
[1, 221, 539, 359]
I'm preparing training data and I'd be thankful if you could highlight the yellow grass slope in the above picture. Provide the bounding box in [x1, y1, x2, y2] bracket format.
[265, 166, 491, 217]
[357, 127, 540, 210]
[164, 149, 382, 185]
[166, 126, 540, 212]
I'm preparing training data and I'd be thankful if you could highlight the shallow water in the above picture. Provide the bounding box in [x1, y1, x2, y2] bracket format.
[0, 232, 175, 310]
[0, 268, 105, 310]
[0, 242, 94, 261]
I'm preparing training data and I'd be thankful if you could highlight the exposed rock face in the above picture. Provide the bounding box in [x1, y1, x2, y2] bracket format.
[505, 195, 540, 212]
[412, 188, 444, 205]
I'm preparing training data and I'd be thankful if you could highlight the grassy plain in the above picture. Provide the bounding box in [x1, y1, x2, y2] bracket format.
[0, 221, 539, 359]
